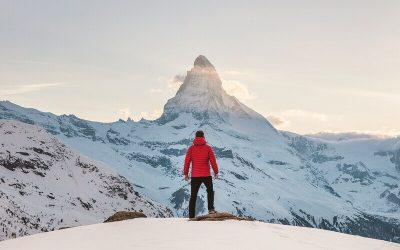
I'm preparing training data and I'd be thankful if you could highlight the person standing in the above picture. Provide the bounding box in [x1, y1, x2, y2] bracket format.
[183, 130, 219, 218]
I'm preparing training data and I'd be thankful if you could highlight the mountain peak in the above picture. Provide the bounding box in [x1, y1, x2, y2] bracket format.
[194, 55, 214, 69]
[157, 56, 276, 131]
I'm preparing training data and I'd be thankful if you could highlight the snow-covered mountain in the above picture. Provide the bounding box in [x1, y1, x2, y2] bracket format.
[0, 55, 399, 242]
[1, 218, 398, 250]
[159, 55, 276, 133]
[0, 120, 171, 241]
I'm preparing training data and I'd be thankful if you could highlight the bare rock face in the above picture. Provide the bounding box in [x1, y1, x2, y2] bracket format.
[193, 55, 215, 69]
[189, 212, 253, 221]
[104, 211, 147, 223]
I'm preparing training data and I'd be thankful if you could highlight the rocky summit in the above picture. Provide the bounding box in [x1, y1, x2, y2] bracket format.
[194, 55, 215, 69]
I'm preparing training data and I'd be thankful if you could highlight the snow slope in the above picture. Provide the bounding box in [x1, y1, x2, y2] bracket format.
[0, 219, 398, 250]
[0, 56, 399, 242]
[0, 120, 171, 240]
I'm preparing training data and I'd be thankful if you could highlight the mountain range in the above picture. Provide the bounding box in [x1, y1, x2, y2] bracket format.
[0, 55, 399, 242]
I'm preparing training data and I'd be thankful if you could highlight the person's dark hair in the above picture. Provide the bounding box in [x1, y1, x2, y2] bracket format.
[195, 130, 204, 138]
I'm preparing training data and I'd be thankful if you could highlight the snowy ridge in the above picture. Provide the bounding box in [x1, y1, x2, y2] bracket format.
[0, 56, 400, 242]
[0, 218, 398, 250]
[0, 120, 171, 241]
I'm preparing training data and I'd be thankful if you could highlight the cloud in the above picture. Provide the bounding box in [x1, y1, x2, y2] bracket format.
[117, 108, 132, 120]
[333, 88, 400, 103]
[267, 115, 286, 127]
[10, 60, 52, 65]
[134, 109, 162, 120]
[280, 109, 329, 122]
[133, 109, 163, 121]
[168, 74, 185, 89]
[312, 129, 400, 138]
[117, 108, 163, 121]
[149, 88, 163, 93]
[0, 83, 65, 96]
[159, 74, 257, 103]
[158, 73, 257, 103]
[155, 74, 186, 92]
[266, 109, 330, 130]
[268, 110, 400, 137]
[223, 70, 251, 76]
[352, 90, 400, 102]
[222, 79, 256, 101]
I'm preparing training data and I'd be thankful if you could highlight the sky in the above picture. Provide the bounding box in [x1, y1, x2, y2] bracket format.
[1, 1, 399, 136]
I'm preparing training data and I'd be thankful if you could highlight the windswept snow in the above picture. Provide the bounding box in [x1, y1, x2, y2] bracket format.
[0, 219, 398, 250]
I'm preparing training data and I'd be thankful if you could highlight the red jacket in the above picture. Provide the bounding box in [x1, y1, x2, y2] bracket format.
[183, 137, 219, 177]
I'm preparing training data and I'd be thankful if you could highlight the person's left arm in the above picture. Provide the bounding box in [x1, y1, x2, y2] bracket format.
[209, 146, 219, 178]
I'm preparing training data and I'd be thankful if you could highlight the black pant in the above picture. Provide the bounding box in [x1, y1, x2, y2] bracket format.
[189, 176, 215, 218]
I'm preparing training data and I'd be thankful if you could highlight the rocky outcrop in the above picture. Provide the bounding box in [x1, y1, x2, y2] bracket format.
[189, 212, 252, 221]
[194, 55, 215, 69]
[104, 211, 147, 223]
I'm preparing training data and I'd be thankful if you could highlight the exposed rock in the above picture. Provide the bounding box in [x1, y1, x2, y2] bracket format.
[194, 55, 215, 69]
[189, 212, 252, 221]
[104, 211, 147, 223]
[126, 152, 175, 175]
[170, 188, 189, 210]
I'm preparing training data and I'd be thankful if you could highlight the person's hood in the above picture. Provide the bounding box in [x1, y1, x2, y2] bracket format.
[193, 137, 207, 146]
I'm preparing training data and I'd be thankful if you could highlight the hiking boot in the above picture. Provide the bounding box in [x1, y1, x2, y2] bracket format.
[209, 209, 217, 214]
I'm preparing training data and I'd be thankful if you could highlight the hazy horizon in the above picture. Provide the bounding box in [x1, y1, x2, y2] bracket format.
[1, 1, 399, 136]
